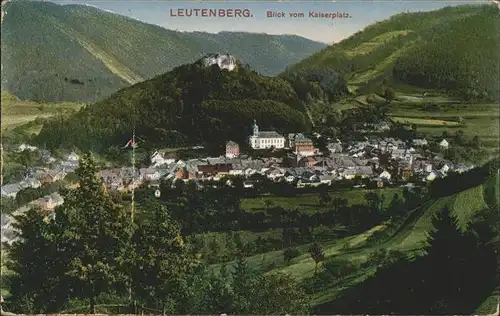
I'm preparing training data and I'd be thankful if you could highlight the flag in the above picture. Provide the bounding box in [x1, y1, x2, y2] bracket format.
[123, 138, 137, 148]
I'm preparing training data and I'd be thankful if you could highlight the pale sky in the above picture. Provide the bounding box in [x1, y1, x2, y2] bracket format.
[50, 0, 485, 43]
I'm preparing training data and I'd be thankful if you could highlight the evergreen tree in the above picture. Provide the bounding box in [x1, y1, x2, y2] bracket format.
[208, 237, 220, 263]
[388, 193, 405, 216]
[7, 207, 64, 313]
[176, 263, 212, 314]
[471, 135, 481, 148]
[383, 87, 395, 103]
[318, 190, 332, 206]
[233, 232, 244, 256]
[231, 257, 256, 313]
[423, 206, 498, 314]
[131, 200, 200, 313]
[425, 207, 463, 308]
[309, 243, 325, 275]
[225, 231, 236, 258]
[283, 247, 300, 264]
[203, 263, 234, 314]
[54, 153, 134, 314]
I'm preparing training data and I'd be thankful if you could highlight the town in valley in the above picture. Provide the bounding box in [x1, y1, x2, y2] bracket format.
[0, 118, 475, 245]
[1, 0, 498, 315]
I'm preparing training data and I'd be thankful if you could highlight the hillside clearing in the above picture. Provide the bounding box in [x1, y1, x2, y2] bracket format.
[241, 188, 402, 214]
[346, 30, 413, 57]
[46, 15, 144, 85]
[386, 102, 499, 150]
[390, 116, 460, 126]
[350, 39, 417, 85]
[1, 91, 84, 133]
[452, 185, 489, 230]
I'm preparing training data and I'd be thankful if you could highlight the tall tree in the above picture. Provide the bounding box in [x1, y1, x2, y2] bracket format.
[231, 257, 256, 313]
[383, 87, 395, 103]
[283, 247, 300, 264]
[423, 206, 494, 314]
[233, 232, 244, 256]
[225, 231, 237, 259]
[309, 243, 325, 275]
[471, 135, 481, 148]
[388, 193, 405, 217]
[6, 207, 64, 313]
[131, 200, 200, 313]
[189, 264, 234, 314]
[364, 192, 382, 213]
[55, 153, 133, 314]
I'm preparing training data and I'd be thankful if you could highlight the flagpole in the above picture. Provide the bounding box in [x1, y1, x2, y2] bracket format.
[131, 123, 136, 222]
[128, 116, 136, 304]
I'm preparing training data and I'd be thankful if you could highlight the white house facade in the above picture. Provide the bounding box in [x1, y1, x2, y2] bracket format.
[150, 151, 176, 167]
[248, 120, 285, 150]
[379, 170, 392, 180]
[439, 139, 449, 149]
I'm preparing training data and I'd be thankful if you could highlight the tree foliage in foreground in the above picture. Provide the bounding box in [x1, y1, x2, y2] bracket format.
[5, 153, 310, 314]
[314, 206, 500, 314]
[130, 201, 200, 313]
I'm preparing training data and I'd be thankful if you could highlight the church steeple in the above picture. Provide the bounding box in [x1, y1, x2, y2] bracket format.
[253, 119, 259, 136]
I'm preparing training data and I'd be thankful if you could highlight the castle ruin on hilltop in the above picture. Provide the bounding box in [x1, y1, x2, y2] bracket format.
[202, 53, 237, 71]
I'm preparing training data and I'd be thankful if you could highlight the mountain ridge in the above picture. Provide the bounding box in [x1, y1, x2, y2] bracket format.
[283, 4, 500, 101]
[1, 0, 326, 102]
[34, 57, 335, 153]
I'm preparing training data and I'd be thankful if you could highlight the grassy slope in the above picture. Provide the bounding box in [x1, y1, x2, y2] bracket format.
[286, 4, 499, 99]
[289, 5, 499, 149]
[210, 177, 496, 310]
[241, 187, 402, 214]
[312, 179, 496, 309]
[322, 90, 499, 154]
[389, 100, 500, 149]
[1, 91, 84, 133]
[1, 1, 326, 102]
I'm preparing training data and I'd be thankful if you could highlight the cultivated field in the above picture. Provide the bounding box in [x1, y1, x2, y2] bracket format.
[241, 187, 402, 214]
[390, 116, 460, 127]
[1, 91, 84, 134]
[388, 101, 499, 149]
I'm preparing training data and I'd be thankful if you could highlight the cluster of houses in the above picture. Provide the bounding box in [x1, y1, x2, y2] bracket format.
[1, 132, 468, 197]
[94, 121, 471, 192]
[0, 128, 473, 244]
[1, 147, 78, 198]
[0, 145, 79, 245]
[1, 191, 64, 245]
[96, 133, 471, 192]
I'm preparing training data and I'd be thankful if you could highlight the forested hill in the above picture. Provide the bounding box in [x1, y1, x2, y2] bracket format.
[35, 59, 316, 153]
[284, 4, 500, 101]
[0, 0, 326, 102]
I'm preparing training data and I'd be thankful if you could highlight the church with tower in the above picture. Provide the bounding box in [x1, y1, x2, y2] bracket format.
[248, 119, 285, 150]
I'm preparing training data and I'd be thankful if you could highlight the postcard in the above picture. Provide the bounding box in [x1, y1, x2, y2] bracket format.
[1, 0, 499, 315]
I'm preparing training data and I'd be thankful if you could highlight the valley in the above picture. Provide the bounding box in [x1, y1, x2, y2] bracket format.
[1, 1, 499, 315]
